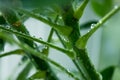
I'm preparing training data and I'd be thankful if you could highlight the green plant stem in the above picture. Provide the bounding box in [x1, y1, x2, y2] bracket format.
[0, 6, 42, 70]
[76, 6, 120, 49]
[53, 24, 87, 80]
[75, 6, 120, 80]
[60, 1, 102, 80]
[48, 15, 67, 48]
[47, 16, 81, 80]
[0, 33, 79, 80]
[55, 30, 67, 48]
[0, 49, 24, 58]
[16, 8, 72, 37]
[46, 15, 59, 56]
[47, 28, 54, 42]
[47, 15, 59, 42]
[47, 15, 84, 79]
[89, 6, 120, 37]
[0, 25, 75, 59]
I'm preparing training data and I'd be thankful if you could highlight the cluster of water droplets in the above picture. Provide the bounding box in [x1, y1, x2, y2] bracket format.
[39, 37, 43, 40]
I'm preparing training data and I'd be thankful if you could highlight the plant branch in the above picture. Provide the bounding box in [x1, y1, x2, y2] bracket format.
[47, 15, 59, 42]
[76, 6, 120, 49]
[0, 26, 75, 59]
[0, 49, 24, 58]
[74, 6, 120, 80]
[15, 8, 73, 37]
[0, 33, 79, 80]
[54, 25, 87, 80]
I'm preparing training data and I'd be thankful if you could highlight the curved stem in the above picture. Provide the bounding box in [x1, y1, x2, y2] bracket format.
[0, 33, 79, 80]
[0, 49, 24, 58]
[0, 26, 75, 59]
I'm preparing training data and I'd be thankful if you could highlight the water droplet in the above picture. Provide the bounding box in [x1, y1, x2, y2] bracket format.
[90, 24, 95, 29]
[39, 37, 43, 40]
[59, 16, 62, 19]
[33, 36, 35, 37]
[63, 38, 66, 41]
[99, 20, 102, 24]
[63, 37, 69, 43]
[6, 26, 9, 29]
[44, 46, 48, 49]
[114, 5, 118, 9]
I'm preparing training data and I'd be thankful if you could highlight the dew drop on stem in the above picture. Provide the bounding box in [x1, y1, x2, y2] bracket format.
[33, 36, 36, 37]
[39, 37, 43, 40]
[90, 24, 95, 29]
[44, 46, 48, 49]
[6, 26, 9, 29]
[59, 16, 62, 19]
[114, 5, 118, 9]
[98, 20, 102, 24]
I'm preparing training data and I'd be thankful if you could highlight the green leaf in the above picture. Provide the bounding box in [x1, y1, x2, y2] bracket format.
[0, 49, 24, 58]
[90, 0, 113, 17]
[74, 0, 89, 20]
[100, 66, 115, 80]
[0, 14, 6, 51]
[0, 7, 30, 34]
[0, 38, 4, 51]
[16, 62, 32, 80]
[0, 31, 13, 44]
[0, 0, 72, 9]
[0, 7, 56, 76]
[112, 67, 120, 80]
[0, 15, 6, 25]
[28, 71, 46, 80]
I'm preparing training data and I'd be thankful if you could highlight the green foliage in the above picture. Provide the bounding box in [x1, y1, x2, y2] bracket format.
[74, 0, 89, 20]
[16, 62, 32, 80]
[0, 37, 4, 51]
[101, 66, 115, 80]
[28, 71, 46, 80]
[0, 15, 6, 51]
[0, 0, 120, 80]
[76, 6, 120, 49]
[91, 0, 113, 17]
